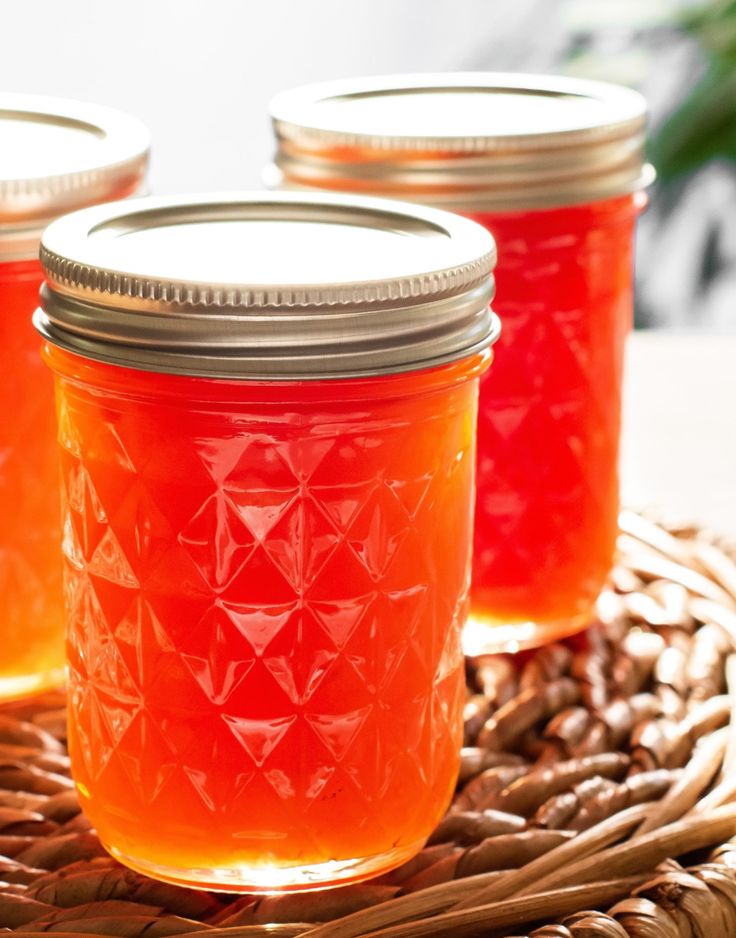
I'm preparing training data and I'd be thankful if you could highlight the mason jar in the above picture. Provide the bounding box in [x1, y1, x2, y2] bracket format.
[35, 191, 499, 891]
[0, 94, 149, 699]
[269, 73, 653, 653]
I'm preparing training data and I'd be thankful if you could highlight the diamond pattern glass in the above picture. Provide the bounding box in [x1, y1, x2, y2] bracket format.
[465, 195, 642, 652]
[48, 348, 485, 891]
[0, 260, 65, 699]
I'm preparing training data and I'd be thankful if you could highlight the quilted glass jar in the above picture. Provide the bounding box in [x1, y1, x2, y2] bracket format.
[0, 95, 149, 699]
[269, 73, 653, 652]
[35, 192, 499, 892]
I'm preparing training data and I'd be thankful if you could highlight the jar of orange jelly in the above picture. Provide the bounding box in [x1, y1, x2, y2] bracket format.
[35, 192, 499, 892]
[0, 95, 149, 699]
[269, 74, 654, 654]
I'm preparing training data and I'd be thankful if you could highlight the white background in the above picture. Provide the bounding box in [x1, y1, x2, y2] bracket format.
[1, 0, 507, 195]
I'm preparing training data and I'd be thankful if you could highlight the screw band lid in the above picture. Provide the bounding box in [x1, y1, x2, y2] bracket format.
[36, 191, 499, 380]
[270, 73, 654, 211]
[0, 94, 150, 260]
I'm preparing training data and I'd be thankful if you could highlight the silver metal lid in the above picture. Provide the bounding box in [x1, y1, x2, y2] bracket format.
[0, 94, 150, 260]
[270, 73, 655, 211]
[35, 191, 498, 380]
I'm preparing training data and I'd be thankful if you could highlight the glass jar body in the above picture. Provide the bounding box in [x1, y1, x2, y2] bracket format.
[464, 194, 643, 651]
[271, 162, 644, 650]
[0, 260, 65, 699]
[46, 346, 488, 892]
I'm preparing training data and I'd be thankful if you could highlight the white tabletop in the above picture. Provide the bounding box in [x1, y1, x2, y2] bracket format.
[622, 331, 736, 536]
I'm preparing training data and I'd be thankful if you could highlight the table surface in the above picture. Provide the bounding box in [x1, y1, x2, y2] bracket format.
[622, 331, 736, 536]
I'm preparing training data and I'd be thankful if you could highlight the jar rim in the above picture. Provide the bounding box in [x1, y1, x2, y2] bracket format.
[44, 343, 493, 404]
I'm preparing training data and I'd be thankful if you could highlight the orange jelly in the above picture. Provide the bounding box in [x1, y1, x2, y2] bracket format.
[37, 192, 499, 891]
[48, 348, 485, 890]
[269, 73, 654, 651]
[466, 196, 643, 649]
[0, 95, 149, 699]
[0, 259, 63, 698]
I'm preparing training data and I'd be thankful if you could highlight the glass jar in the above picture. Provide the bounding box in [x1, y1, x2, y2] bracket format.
[269, 73, 654, 653]
[35, 192, 499, 892]
[0, 95, 149, 699]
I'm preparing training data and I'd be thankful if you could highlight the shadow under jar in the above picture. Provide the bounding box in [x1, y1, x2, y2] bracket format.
[35, 192, 499, 892]
[0, 95, 149, 700]
[269, 73, 654, 653]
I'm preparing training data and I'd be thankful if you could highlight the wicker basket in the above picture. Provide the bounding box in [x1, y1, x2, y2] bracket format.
[3, 509, 736, 937]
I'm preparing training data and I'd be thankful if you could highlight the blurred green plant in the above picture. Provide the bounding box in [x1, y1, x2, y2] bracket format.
[650, 0, 736, 183]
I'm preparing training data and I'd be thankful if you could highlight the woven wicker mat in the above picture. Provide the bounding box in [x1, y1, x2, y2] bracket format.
[3, 509, 736, 937]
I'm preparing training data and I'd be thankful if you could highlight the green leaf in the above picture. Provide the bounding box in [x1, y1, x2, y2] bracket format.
[681, 0, 736, 61]
[649, 63, 736, 182]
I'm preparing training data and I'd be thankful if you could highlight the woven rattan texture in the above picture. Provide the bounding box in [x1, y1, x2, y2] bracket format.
[2, 510, 736, 937]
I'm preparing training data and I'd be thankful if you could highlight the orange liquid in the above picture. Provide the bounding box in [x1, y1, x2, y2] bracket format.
[274, 154, 644, 651]
[47, 346, 488, 892]
[465, 195, 643, 652]
[0, 261, 65, 699]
